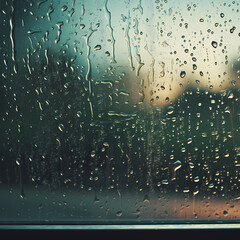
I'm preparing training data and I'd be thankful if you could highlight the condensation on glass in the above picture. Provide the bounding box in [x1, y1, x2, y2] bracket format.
[0, 0, 240, 224]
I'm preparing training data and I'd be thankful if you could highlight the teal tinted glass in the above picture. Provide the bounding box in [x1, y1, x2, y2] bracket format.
[1, 0, 240, 225]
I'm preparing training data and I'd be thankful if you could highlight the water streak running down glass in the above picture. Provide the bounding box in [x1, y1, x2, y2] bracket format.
[1, 0, 240, 225]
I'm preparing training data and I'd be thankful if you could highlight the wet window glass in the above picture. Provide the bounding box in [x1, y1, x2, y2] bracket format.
[1, 0, 240, 224]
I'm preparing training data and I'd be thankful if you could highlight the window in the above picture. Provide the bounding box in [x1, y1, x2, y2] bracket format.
[1, 0, 240, 227]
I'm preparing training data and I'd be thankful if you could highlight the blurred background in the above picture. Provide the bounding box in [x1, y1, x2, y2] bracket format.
[0, 0, 240, 222]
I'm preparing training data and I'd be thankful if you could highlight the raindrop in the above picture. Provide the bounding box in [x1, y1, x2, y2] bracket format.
[195, 80, 200, 84]
[162, 179, 169, 185]
[202, 132, 207, 138]
[116, 211, 122, 217]
[94, 45, 102, 51]
[76, 111, 82, 118]
[181, 147, 186, 152]
[173, 160, 182, 172]
[61, 5, 68, 12]
[58, 124, 65, 132]
[211, 41, 218, 48]
[227, 90, 234, 99]
[105, 51, 110, 56]
[193, 186, 199, 195]
[180, 71, 186, 78]
[103, 142, 109, 147]
[194, 176, 200, 182]
[167, 106, 174, 115]
[208, 183, 214, 188]
[224, 106, 231, 114]
[223, 210, 228, 216]
[220, 13, 225, 18]
[189, 162, 194, 168]
[91, 150, 96, 158]
[230, 27, 236, 33]
[187, 138, 192, 144]
[80, 24, 85, 29]
[16, 158, 20, 166]
[143, 194, 150, 203]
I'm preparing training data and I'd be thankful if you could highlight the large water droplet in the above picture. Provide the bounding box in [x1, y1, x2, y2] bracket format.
[167, 106, 174, 115]
[180, 71, 186, 78]
[61, 5, 68, 12]
[173, 160, 182, 172]
[211, 41, 218, 48]
[94, 45, 102, 51]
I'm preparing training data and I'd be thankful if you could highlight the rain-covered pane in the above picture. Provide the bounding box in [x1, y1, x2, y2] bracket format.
[1, 0, 240, 224]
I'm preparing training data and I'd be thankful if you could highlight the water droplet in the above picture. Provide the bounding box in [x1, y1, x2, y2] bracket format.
[105, 51, 110, 56]
[230, 27, 235, 33]
[116, 211, 122, 217]
[211, 41, 218, 48]
[80, 24, 85, 29]
[167, 106, 174, 115]
[202, 132, 207, 138]
[103, 142, 109, 147]
[187, 138, 192, 144]
[183, 187, 190, 193]
[193, 186, 199, 195]
[143, 194, 150, 203]
[189, 162, 194, 168]
[181, 147, 186, 152]
[224, 151, 230, 158]
[194, 176, 200, 182]
[180, 71, 186, 78]
[58, 124, 64, 132]
[220, 13, 225, 18]
[91, 150, 96, 158]
[76, 111, 82, 118]
[227, 90, 234, 99]
[173, 160, 182, 172]
[94, 45, 102, 51]
[61, 5, 68, 12]
[195, 79, 200, 84]
[64, 82, 69, 88]
[223, 210, 228, 216]
[162, 179, 169, 185]
[231, 80, 236, 86]
[225, 106, 231, 114]
[16, 158, 20, 166]
[208, 183, 214, 188]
